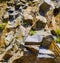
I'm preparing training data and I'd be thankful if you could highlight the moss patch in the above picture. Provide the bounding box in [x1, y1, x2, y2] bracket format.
[30, 30, 36, 35]
[55, 29, 60, 36]
[56, 37, 60, 43]
[0, 23, 7, 30]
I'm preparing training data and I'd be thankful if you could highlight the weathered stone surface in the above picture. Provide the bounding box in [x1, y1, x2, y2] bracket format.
[0, 0, 60, 63]
[19, 25, 26, 36]
[3, 12, 9, 21]
[40, 35, 54, 49]
[4, 31, 14, 46]
[23, 6, 33, 20]
[36, 15, 47, 23]
[25, 33, 43, 43]
[39, 49, 54, 55]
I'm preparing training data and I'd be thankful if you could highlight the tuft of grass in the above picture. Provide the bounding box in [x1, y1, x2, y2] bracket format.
[30, 30, 36, 35]
[56, 37, 60, 43]
[0, 23, 7, 30]
[55, 29, 60, 36]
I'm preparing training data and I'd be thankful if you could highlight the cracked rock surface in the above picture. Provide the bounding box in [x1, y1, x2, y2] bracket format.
[0, 0, 60, 63]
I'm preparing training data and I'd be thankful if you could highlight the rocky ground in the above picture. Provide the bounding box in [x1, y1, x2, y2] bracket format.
[0, 0, 60, 63]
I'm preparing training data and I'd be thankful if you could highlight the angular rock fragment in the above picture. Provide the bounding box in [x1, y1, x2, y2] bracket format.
[23, 7, 33, 20]
[0, 0, 60, 63]
[39, 0, 54, 16]
[19, 25, 26, 36]
[2, 12, 9, 23]
[33, 15, 47, 30]
[40, 35, 54, 49]
[37, 49, 55, 63]
[25, 33, 43, 45]
[4, 31, 14, 46]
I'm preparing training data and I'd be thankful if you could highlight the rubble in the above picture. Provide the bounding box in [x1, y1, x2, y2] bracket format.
[0, 0, 60, 63]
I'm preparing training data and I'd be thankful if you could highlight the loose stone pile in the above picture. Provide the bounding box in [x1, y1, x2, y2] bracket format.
[0, 0, 60, 63]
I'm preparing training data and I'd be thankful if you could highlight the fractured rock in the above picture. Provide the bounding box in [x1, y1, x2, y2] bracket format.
[25, 33, 43, 45]
[37, 48, 55, 63]
[35, 15, 47, 30]
[40, 35, 54, 49]
[23, 7, 33, 20]
[4, 31, 14, 46]
[2, 12, 9, 23]
[39, 0, 54, 16]
[19, 25, 26, 36]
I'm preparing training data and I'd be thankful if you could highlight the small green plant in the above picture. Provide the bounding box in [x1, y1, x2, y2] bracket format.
[30, 30, 36, 35]
[0, 23, 7, 30]
[15, 36, 19, 39]
[56, 37, 60, 43]
[55, 29, 60, 36]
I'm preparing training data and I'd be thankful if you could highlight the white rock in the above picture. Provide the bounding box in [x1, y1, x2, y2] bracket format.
[57, 44, 60, 48]
[36, 30, 51, 37]
[39, 49, 54, 55]
[3, 12, 9, 19]
[25, 33, 43, 42]
[36, 15, 47, 23]
[23, 12, 33, 20]
[37, 48, 54, 58]
[20, 25, 26, 36]
[5, 31, 14, 46]
[37, 54, 54, 58]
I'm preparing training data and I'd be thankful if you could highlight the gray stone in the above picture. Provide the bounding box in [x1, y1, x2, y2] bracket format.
[3, 12, 9, 19]
[40, 35, 54, 49]
[57, 44, 60, 48]
[39, 49, 54, 55]
[39, 0, 55, 16]
[36, 15, 47, 23]
[23, 11, 33, 20]
[25, 33, 43, 43]
[37, 54, 54, 58]
[37, 49, 54, 58]
[36, 30, 51, 37]
[4, 31, 14, 46]
[6, 19, 20, 28]
[19, 25, 26, 36]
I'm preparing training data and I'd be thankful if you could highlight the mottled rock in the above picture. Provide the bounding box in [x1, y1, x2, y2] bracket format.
[36, 15, 47, 23]
[23, 8, 33, 20]
[19, 25, 26, 36]
[3, 12, 9, 20]
[40, 35, 54, 49]
[4, 31, 14, 46]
